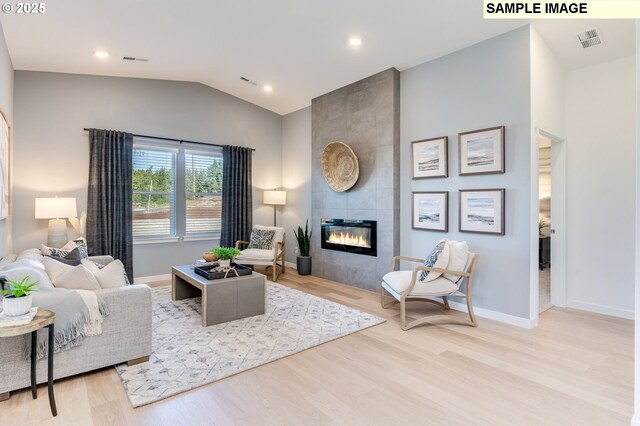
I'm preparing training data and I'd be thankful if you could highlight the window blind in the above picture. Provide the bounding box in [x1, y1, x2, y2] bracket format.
[132, 147, 177, 238]
[185, 150, 223, 235]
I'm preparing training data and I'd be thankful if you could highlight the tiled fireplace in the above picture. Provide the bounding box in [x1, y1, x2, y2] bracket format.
[321, 219, 377, 257]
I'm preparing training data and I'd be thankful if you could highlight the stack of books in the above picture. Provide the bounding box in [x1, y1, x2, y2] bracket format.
[0, 307, 38, 327]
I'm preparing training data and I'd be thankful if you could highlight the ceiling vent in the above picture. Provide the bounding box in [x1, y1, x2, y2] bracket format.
[122, 56, 149, 62]
[240, 76, 258, 86]
[577, 29, 602, 49]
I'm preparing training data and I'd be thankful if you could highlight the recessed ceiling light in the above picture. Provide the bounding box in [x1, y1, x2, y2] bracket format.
[349, 37, 362, 47]
[94, 50, 109, 59]
[263, 85, 273, 93]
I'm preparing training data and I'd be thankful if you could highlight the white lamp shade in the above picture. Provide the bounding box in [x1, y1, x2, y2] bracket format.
[35, 197, 77, 219]
[263, 190, 286, 206]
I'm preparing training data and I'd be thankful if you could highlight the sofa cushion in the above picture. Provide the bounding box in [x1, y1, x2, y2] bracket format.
[0, 265, 54, 290]
[382, 271, 457, 297]
[51, 264, 101, 290]
[236, 248, 276, 261]
[43, 256, 74, 282]
[81, 259, 128, 289]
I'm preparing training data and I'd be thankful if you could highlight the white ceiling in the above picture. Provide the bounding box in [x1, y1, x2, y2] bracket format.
[0, 2, 635, 115]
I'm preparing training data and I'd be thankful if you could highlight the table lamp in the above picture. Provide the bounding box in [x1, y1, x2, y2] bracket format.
[35, 197, 77, 248]
[263, 190, 286, 226]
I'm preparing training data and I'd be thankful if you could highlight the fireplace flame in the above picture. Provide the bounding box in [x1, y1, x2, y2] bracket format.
[327, 231, 370, 248]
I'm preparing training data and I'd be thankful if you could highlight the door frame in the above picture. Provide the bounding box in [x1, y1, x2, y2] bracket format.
[529, 128, 568, 325]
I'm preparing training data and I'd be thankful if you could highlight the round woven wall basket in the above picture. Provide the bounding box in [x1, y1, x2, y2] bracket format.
[322, 141, 359, 192]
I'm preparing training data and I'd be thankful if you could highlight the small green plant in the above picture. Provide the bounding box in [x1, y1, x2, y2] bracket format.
[1, 276, 39, 298]
[293, 220, 312, 257]
[213, 247, 241, 260]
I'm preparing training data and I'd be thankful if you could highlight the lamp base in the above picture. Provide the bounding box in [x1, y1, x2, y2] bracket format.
[47, 219, 68, 248]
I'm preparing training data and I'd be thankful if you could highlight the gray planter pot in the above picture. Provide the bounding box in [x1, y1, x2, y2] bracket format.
[296, 256, 312, 275]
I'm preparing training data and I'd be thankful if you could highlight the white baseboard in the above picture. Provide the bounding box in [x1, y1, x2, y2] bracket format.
[567, 299, 634, 320]
[134, 273, 171, 284]
[285, 261, 296, 269]
[447, 300, 537, 329]
[631, 413, 640, 426]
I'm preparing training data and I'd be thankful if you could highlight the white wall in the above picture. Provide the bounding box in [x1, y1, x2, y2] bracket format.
[633, 20, 640, 426]
[565, 56, 635, 319]
[0, 23, 13, 257]
[401, 26, 533, 321]
[281, 106, 312, 264]
[12, 71, 283, 277]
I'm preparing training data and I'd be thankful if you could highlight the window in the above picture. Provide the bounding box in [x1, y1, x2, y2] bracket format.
[132, 140, 223, 242]
[132, 146, 177, 239]
[185, 151, 223, 235]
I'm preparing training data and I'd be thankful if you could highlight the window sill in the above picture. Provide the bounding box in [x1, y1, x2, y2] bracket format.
[134, 237, 180, 245]
[183, 235, 220, 242]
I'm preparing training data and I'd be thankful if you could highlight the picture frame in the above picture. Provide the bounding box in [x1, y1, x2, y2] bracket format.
[412, 136, 448, 179]
[412, 191, 448, 232]
[459, 189, 505, 235]
[458, 126, 505, 175]
[0, 108, 10, 220]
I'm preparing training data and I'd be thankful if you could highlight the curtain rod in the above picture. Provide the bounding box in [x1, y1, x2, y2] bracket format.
[82, 128, 256, 151]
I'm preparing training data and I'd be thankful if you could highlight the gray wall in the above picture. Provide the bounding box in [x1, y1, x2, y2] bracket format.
[12, 71, 283, 278]
[282, 106, 312, 264]
[400, 27, 532, 319]
[311, 68, 400, 292]
[0, 23, 13, 257]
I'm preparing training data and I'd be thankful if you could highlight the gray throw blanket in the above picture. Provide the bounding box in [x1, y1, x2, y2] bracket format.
[27, 288, 109, 359]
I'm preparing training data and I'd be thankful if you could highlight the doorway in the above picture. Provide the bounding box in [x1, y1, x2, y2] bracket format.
[531, 129, 568, 323]
[538, 136, 552, 313]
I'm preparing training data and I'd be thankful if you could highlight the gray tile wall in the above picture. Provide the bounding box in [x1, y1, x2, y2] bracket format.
[311, 68, 400, 291]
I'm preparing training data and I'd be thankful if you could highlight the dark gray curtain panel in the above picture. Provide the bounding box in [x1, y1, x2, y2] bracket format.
[220, 145, 253, 248]
[86, 129, 134, 280]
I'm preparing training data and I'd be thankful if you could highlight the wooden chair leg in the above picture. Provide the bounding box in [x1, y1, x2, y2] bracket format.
[281, 253, 286, 274]
[466, 296, 477, 327]
[442, 296, 450, 310]
[400, 298, 407, 330]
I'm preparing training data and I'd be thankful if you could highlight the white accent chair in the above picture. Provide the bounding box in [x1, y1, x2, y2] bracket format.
[235, 225, 286, 282]
[381, 252, 479, 330]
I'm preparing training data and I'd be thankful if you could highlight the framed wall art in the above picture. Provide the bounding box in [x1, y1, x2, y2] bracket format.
[459, 188, 505, 235]
[412, 191, 448, 232]
[458, 126, 504, 175]
[412, 136, 448, 179]
[0, 108, 10, 220]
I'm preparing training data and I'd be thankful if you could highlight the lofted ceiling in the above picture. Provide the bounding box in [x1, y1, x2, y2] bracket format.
[0, 2, 634, 115]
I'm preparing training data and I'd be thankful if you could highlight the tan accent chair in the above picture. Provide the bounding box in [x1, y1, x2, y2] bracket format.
[380, 252, 479, 331]
[235, 226, 286, 282]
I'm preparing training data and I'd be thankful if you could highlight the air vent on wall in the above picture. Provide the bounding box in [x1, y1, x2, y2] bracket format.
[122, 56, 149, 62]
[577, 29, 602, 49]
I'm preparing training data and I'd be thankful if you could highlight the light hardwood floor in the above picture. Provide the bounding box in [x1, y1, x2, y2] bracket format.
[0, 268, 633, 425]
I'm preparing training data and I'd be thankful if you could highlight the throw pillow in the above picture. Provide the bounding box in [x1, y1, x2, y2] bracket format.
[40, 240, 77, 256]
[51, 264, 101, 290]
[443, 240, 469, 283]
[248, 228, 276, 250]
[43, 256, 74, 282]
[81, 259, 128, 289]
[46, 247, 88, 266]
[419, 239, 450, 282]
[73, 238, 89, 258]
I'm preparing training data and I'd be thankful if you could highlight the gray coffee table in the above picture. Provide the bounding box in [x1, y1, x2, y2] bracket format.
[171, 265, 266, 327]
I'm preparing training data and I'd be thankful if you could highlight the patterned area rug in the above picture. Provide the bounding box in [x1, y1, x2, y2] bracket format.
[115, 283, 384, 407]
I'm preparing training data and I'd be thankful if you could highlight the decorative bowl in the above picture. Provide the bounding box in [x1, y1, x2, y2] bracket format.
[203, 252, 219, 262]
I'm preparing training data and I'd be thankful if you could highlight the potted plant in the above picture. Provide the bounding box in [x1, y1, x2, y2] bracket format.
[294, 220, 312, 275]
[213, 247, 241, 268]
[1, 276, 38, 317]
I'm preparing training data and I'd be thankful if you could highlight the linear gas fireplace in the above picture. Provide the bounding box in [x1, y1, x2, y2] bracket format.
[321, 219, 377, 257]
